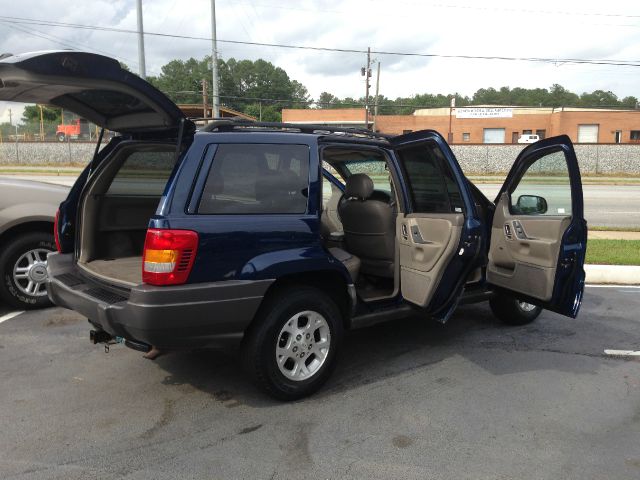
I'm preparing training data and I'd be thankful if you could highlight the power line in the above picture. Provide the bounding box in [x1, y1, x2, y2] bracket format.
[1, 15, 639, 67]
[0, 20, 144, 72]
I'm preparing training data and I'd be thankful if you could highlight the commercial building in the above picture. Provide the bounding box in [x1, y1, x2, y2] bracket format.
[282, 106, 640, 144]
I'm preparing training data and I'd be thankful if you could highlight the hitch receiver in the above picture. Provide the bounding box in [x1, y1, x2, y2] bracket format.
[90, 329, 112, 344]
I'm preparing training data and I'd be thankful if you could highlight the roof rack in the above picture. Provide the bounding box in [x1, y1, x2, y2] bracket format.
[195, 117, 392, 140]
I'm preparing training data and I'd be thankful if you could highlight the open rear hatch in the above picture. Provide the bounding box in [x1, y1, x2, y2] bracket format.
[0, 50, 187, 134]
[0, 51, 195, 288]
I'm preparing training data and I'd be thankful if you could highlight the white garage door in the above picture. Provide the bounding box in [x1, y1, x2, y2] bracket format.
[483, 128, 505, 144]
[578, 124, 599, 143]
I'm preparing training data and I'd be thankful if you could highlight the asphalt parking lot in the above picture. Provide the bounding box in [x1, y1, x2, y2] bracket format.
[1, 286, 639, 479]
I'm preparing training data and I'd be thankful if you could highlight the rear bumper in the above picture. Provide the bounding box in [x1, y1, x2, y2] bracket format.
[46, 253, 273, 348]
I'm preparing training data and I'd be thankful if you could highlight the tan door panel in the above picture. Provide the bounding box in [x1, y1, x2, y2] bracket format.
[321, 180, 343, 236]
[397, 213, 463, 306]
[488, 192, 570, 301]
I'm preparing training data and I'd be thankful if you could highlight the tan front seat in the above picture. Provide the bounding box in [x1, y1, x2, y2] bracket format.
[338, 174, 395, 278]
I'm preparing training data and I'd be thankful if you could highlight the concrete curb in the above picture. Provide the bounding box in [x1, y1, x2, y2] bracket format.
[585, 264, 640, 285]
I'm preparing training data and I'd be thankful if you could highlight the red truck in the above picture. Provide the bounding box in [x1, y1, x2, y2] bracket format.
[56, 118, 90, 142]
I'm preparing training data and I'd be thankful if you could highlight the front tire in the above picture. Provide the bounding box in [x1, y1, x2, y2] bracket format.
[489, 292, 542, 326]
[0, 232, 55, 310]
[242, 287, 343, 400]
[57, 133, 66, 142]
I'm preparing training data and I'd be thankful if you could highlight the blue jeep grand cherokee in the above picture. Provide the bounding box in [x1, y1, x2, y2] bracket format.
[0, 52, 587, 399]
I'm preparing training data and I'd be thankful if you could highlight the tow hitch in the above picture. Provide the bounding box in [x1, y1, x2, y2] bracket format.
[90, 329, 120, 352]
[89, 330, 151, 353]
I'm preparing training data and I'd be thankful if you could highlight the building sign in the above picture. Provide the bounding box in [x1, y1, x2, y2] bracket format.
[455, 108, 513, 119]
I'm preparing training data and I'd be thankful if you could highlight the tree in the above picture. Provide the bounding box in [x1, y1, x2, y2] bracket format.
[579, 89, 619, 107]
[149, 55, 310, 116]
[22, 105, 61, 124]
[316, 92, 339, 109]
[621, 96, 639, 109]
[549, 84, 579, 107]
[244, 103, 281, 122]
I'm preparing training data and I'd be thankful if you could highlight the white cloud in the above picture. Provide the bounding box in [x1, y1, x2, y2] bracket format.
[0, 0, 638, 106]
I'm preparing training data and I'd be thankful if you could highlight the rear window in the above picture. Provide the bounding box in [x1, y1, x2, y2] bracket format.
[106, 149, 177, 196]
[198, 144, 310, 214]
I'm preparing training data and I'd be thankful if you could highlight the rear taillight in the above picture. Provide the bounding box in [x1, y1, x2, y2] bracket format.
[142, 229, 198, 286]
[53, 209, 62, 252]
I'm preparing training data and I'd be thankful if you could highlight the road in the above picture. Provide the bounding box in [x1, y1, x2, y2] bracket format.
[1, 286, 639, 479]
[1, 175, 639, 227]
[476, 184, 640, 228]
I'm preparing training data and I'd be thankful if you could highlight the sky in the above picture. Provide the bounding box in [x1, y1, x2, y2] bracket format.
[1, 0, 639, 123]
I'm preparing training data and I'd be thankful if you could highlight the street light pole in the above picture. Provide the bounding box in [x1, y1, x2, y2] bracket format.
[136, 0, 146, 79]
[210, 0, 220, 118]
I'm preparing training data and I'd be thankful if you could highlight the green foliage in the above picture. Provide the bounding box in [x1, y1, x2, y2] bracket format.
[21, 105, 61, 124]
[148, 55, 311, 118]
[317, 84, 638, 114]
[243, 103, 281, 122]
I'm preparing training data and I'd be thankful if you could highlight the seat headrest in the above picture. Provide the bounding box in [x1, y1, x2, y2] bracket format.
[345, 173, 374, 200]
[255, 169, 301, 201]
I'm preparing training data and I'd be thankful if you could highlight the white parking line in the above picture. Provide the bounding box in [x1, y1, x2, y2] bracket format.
[586, 285, 640, 290]
[0, 311, 25, 324]
[604, 349, 640, 357]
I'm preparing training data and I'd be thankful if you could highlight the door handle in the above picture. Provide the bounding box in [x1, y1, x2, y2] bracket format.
[504, 223, 512, 240]
[401, 223, 408, 239]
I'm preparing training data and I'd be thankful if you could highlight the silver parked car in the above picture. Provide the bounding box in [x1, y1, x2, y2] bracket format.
[0, 178, 69, 309]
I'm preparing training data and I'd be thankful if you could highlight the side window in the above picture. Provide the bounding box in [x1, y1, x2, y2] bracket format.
[396, 142, 463, 214]
[510, 150, 572, 216]
[198, 144, 310, 214]
[106, 149, 176, 196]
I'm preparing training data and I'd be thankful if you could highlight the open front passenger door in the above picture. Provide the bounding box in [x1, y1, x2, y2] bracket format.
[487, 135, 586, 318]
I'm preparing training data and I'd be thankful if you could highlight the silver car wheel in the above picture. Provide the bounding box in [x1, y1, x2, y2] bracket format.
[518, 301, 537, 312]
[276, 310, 331, 382]
[13, 248, 51, 297]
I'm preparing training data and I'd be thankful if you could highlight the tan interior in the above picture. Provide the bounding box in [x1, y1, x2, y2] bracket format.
[397, 213, 463, 307]
[487, 192, 570, 301]
[320, 179, 343, 237]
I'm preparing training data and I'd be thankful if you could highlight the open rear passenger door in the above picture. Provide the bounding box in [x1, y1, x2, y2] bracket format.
[391, 131, 483, 322]
[487, 135, 586, 318]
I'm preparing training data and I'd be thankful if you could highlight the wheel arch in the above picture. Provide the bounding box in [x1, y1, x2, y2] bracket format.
[247, 270, 352, 335]
[0, 220, 55, 249]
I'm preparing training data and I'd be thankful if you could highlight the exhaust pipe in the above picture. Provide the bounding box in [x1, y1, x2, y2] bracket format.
[124, 338, 152, 353]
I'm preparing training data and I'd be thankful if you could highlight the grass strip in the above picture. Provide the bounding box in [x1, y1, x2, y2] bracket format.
[586, 239, 640, 266]
[589, 226, 640, 232]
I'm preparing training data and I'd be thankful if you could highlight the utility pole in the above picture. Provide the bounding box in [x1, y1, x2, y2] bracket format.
[9, 108, 18, 162]
[448, 96, 455, 143]
[373, 62, 381, 132]
[361, 47, 372, 129]
[38, 104, 44, 141]
[136, 0, 147, 79]
[202, 79, 209, 118]
[210, 0, 220, 118]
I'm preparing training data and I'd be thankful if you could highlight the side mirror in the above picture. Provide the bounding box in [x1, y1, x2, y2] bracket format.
[516, 194, 548, 214]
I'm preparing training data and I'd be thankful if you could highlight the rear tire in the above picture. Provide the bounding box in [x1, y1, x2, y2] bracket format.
[242, 286, 343, 400]
[0, 232, 55, 310]
[489, 292, 542, 326]
[57, 133, 66, 142]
